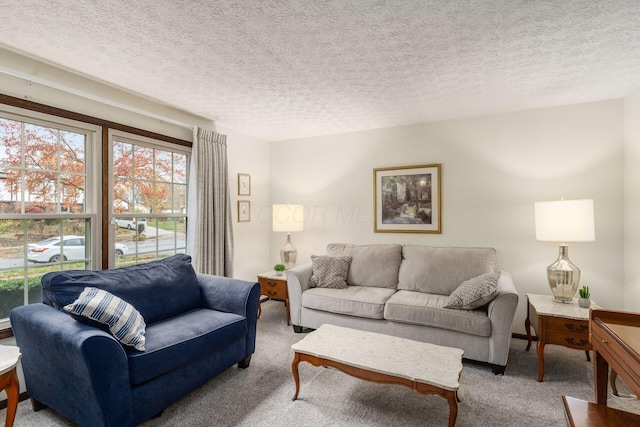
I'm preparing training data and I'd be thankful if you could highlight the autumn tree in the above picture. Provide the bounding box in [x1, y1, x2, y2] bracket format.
[0, 119, 85, 213]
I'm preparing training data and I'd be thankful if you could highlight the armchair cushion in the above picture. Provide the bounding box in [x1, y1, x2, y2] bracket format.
[127, 308, 246, 385]
[42, 254, 201, 324]
[63, 287, 146, 351]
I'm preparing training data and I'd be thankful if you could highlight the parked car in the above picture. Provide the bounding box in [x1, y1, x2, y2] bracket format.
[114, 217, 146, 232]
[28, 236, 128, 263]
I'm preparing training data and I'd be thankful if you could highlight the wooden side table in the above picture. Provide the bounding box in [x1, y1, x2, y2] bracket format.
[257, 271, 290, 325]
[525, 293, 598, 382]
[0, 345, 21, 427]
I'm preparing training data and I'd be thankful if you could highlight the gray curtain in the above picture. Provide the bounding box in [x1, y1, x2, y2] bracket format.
[191, 128, 234, 276]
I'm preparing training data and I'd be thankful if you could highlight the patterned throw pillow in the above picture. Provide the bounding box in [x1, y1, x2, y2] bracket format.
[308, 255, 352, 289]
[444, 271, 501, 310]
[63, 287, 146, 351]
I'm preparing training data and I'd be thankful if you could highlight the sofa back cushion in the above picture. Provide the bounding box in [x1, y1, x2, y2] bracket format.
[42, 254, 201, 324]
[326, 243, 402, 288]
[398, 246, 497, 295]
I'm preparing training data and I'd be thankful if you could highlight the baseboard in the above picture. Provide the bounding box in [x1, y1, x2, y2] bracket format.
[512, 332, 536, 341]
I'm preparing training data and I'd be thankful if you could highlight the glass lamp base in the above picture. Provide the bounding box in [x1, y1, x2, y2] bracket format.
[547, 245, 580, 303]
[280, 233, 297, 270]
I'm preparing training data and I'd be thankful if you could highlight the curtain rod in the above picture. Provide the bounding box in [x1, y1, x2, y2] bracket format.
[0, 65, 195, 130]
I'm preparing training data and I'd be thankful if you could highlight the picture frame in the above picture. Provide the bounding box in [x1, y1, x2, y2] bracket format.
[238, 200, 250, 222]
[238, 173, 251, 196]
[374, 164, 441, 233]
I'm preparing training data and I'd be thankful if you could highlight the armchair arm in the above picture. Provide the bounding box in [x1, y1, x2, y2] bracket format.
[286, 263, 313, 326]
[10, 304, 133, 427]
[197, 274, 260, 357]
[486, 270, 519, 367]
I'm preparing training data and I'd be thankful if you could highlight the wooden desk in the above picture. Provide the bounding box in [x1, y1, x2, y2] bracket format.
[590, 309, 640, 406]
[562, 309, 640, 426]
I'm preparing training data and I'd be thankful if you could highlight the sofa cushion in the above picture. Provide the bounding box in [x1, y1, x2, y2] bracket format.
[63, 287, 146, 351]
[127, 308, 247, 385]
[384, 290, 491, 337]
[301, 286, 396, 319]
[444, 271, 501, 310]
[398, 246, 497, 295]
[308, 255, 352, 289]
[42, 254, 201, 324]
[326, 243, 401, 288]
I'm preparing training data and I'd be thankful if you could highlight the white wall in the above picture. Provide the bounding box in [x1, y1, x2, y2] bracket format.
[625, 88, 640, 312]
[270, 100, 625, 334]
[223, 124, 272, 281]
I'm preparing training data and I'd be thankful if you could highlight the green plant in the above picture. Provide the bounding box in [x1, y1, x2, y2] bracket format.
[579, 285, 590, 299]
[273, 264, 286, 272]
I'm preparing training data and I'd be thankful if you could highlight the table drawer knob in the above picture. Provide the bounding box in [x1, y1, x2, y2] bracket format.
[267, 290, 279, 296]
[602, 339, 608, 344]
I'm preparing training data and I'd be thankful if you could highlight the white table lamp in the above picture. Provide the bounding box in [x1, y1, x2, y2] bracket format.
[273, 204, 304, 269]
[534, 199, 595, 302]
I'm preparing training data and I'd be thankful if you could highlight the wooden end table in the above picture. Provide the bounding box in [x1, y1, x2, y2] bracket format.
[0, 345, 21, 427]
[257, 271, 290, 325]
[291, 324, 464, 427]
[525, 293, 598, 382]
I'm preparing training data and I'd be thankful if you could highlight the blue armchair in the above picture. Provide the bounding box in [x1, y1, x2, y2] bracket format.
[10, 254, 259, 427]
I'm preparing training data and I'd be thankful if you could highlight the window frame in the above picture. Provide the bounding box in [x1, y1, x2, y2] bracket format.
[0, 104, 101, 330]
[108, 129, 190, 268]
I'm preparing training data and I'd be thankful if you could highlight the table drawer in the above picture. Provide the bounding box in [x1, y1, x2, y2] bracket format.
[546, 317, 589, 334]
[259, 278, 287, 299]
[547, 330, 591, 350]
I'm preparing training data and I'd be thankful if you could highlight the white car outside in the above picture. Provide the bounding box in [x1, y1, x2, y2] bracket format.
[28, 235, 128, 263]
[114, 217, 147, 231]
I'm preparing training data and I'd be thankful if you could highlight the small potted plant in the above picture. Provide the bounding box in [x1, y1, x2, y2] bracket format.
[578, 285, 591, 308]
[273, 263, 286, 276]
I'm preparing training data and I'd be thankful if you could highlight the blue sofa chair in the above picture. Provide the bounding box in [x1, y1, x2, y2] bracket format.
[10, 254, 260, 427]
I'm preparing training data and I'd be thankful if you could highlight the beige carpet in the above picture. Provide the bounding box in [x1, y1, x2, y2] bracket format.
[3, 299, 640, 426]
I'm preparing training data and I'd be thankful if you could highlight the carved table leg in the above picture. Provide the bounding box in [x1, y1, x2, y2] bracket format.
[610, 369, 619, 397]
[525, 314, 532, 351]
[536, 340, 546, 382]
[446, 390, 458, 427]
[292, 352, 301, 401]
[1, 367, 19, 427]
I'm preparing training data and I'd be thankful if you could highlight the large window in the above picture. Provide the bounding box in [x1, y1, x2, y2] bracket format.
[0, 109, 98, 325]
[110, 131, 188, 267]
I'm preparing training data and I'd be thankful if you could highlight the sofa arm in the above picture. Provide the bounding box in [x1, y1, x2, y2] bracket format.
[486, 270, 520, 367]
[10, 304, 133, 427]
[197, 274, 260, 357]
[286, 263, 313, 326]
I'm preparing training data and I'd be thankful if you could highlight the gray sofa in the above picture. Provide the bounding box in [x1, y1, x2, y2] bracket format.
[287, 244, 519, 374]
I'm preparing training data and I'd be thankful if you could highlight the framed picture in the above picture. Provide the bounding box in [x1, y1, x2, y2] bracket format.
[374, 164, 441, 233]
[238, 173, 251, 196]
[238, 200, 250, 222]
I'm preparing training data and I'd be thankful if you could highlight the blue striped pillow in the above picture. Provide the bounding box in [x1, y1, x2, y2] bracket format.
[63, 287, 146, 351]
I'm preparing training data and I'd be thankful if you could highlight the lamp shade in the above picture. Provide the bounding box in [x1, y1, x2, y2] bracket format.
[534, 199, 595, 242]
[272, 204, 304, 232]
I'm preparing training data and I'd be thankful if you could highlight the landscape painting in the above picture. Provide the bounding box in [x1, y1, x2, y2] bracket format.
[374, 164, 441, 233]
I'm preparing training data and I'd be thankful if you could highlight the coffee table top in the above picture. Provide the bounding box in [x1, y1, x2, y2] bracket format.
[527, 293, 600, 321]
[291, 324, 464, 391]
[0, 345, 21, 376]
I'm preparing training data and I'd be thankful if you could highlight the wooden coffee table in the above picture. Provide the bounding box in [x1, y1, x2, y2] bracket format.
[291, 324, 464, 427]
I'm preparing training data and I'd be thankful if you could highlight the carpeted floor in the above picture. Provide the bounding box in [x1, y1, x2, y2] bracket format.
[3, 300, 640, 426]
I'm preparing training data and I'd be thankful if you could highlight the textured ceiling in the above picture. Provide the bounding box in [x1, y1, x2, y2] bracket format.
[1, 0, 640, 141]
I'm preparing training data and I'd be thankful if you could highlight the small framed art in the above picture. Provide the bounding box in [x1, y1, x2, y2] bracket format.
[238, 173, 251, 196]
[238, 200, 250, 222]
[374, 164, 441, 233]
